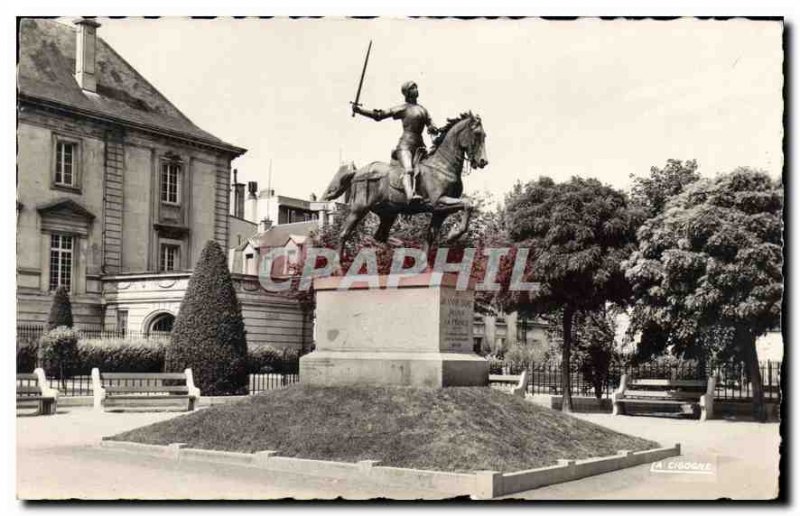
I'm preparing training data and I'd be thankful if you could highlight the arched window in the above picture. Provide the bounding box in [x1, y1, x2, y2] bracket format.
[149, 313, 175, 334]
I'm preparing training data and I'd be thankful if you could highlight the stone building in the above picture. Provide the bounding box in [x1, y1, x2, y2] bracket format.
[16, 18, 312, 351]
[227, 172, 344, 274]
[473, 312, 550, 356]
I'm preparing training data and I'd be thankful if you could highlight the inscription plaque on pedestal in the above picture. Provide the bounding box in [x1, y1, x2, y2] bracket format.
[440, 288, 474, 353]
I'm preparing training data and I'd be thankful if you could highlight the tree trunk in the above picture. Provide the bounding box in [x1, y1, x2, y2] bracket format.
[741, 326, 766, 422]
[561, 306, 574, 413]
[594, 375, 603, 400]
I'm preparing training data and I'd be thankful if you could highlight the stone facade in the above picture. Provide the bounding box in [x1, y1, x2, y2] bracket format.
[101, 272, 312, 351]
[473, 312, 550, 355]
[16, 19, 314, 353]
[18, 27, 241, 325]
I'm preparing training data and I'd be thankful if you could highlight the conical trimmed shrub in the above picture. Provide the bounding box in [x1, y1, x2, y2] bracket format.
[166, 240, 249, 395]
[47, 286, 73, 330]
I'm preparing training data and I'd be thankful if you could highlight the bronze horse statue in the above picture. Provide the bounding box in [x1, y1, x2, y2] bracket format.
[322, 112, 488, 257]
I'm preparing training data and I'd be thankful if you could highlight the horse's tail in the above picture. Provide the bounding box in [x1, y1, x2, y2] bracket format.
[321, 162, 357, 201]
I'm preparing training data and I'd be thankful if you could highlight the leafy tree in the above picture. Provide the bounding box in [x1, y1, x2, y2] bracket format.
[501, 177, 642, 412]
[542, 306, 619, 399]
[624, 168, 782, 421]
[47, 286, 73, 330]
[574, 307, 618, 399]
[630, 159, 700, 217]
[166, 240, 249, 395]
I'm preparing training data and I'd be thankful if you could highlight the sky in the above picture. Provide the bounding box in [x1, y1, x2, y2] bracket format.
[88, 17, 783, 204]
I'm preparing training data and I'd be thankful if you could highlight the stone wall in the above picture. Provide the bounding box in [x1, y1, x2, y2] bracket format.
[101, 272, 312, 351]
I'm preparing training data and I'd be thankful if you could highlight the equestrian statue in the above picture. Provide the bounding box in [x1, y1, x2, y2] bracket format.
[322, 44, 488, 258]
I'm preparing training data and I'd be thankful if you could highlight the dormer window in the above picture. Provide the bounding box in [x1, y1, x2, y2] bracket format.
[160, 159, 181, 205]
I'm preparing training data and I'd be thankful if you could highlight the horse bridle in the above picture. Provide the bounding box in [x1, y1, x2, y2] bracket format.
[462, 118, 485, 175]
[427, 116, 483, 176]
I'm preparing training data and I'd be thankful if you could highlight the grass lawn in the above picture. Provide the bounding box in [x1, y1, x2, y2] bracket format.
[108, 385, 659, 473]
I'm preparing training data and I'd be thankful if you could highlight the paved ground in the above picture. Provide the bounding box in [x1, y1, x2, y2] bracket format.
[17, 404, 781, 500]
[503, 412, 781, 500]
[16, 406, 451, 500]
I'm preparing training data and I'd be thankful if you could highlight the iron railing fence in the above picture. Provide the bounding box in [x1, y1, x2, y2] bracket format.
[249, 373, 301, 394]
[17, 324, 169, 343]
[35, 373, 300, 397]
[498, 361, 781, 402]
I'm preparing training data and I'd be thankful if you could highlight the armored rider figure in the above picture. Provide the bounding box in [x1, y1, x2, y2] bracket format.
[352, 81, 438, 203]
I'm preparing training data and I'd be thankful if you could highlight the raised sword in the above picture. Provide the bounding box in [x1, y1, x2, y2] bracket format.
[350, 40, 372, 117]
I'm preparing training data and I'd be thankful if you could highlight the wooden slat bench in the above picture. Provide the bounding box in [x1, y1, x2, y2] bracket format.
[612, 374, 715, 421]
[91, 368, 201, 412]
[488, 370, 529, 398]
[17, 368, 59, 415]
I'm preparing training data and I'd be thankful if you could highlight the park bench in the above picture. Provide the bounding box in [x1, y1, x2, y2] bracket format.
[488, 370, 529, 397]
[91, 368, 200, 412]
[17, 368, 59, 415]
[612, 374, 715, 421]
[548, 383, 594, 396]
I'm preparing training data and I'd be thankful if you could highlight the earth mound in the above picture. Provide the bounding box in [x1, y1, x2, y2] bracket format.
[109, 385, 659, 473]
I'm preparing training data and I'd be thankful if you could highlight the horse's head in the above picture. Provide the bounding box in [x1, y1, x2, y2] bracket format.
[431, 112, 488, 171]
[457, 113, 488, 169]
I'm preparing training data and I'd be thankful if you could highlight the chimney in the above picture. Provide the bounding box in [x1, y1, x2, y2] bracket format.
[232, 169, 245, 219]
[246, 181, 259, 222]
[260, 218, 273, 232]
[319, 205, 329, 229]
[74, 18, 101, 92]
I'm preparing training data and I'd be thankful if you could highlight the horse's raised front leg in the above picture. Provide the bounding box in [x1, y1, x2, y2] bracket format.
[432, 196, 474, 243]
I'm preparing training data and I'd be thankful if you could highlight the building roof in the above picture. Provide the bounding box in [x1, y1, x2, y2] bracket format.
[231, 239, 256, 252]
[17, 18, 245, 157]
[276, 195, 314, 210]
[257, 221, 319, 249]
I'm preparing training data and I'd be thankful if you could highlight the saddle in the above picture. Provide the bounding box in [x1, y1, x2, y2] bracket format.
[352, 162, 408, 192]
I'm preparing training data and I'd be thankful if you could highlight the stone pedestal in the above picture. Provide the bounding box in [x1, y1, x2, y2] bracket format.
[300, 273, 488, 387]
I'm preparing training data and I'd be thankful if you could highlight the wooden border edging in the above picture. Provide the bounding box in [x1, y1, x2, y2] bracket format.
[486, 444, 680, 497]
[99, 440, 681, 498]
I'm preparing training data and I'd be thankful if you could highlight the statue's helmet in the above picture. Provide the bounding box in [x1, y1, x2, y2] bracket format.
[401, 81, 417, 97]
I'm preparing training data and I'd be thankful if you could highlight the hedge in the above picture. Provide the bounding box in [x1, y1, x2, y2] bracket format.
[17, 336, 297, 377]
[16, 340, 38, 374]
[246, 346, 300, 374]
[76, 336, 169, 375]
[39, 326, 80, 382]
